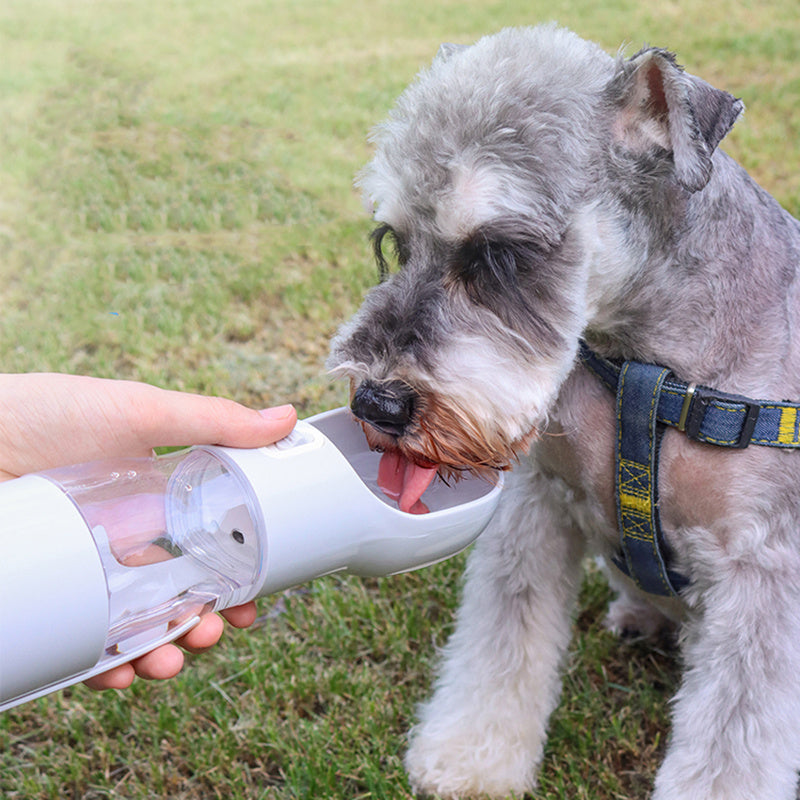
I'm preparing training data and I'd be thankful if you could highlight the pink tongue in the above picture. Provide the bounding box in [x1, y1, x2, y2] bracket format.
[377, 450, 438, 514]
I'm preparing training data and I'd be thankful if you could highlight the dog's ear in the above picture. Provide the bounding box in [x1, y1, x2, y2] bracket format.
[434, 42, 469, 64]
[608, 47, 744, 192]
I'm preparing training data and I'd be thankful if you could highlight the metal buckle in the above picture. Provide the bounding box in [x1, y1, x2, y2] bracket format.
[682, 386, 760, 448]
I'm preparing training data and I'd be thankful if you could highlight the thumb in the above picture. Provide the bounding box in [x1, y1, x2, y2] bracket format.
[183, 400, 298, 449]
[254, 404, 298, 443]
[129, 388, 297, 453]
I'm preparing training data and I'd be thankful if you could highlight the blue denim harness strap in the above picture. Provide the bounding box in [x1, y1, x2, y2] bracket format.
[615, 360, 687, 596]
[578, 341, 800, 597]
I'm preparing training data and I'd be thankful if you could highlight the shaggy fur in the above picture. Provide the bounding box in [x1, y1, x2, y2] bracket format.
[328, 25, 800, 799]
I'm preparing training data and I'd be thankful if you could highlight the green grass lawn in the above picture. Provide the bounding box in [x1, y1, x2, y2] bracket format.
[1, 1, 798, 798]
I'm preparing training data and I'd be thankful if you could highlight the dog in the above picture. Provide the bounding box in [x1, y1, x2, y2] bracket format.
[327, 25, 800, 799]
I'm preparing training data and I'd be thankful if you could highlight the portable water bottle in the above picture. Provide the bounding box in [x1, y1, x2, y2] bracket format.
[0, 407, 503, 711]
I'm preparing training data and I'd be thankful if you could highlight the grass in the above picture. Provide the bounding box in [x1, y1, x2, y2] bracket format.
[0, 1, 797, 798]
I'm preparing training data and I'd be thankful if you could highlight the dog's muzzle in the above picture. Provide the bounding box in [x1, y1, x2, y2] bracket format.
[351, 380, 418, 438]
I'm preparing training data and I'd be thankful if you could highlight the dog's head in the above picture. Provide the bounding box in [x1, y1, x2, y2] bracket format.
[327, 25, 743, 506]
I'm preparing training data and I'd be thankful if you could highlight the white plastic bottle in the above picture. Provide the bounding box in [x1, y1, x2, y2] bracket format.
[0, 407, 503, 711]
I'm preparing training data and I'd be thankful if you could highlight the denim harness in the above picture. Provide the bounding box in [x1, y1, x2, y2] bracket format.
[578, 342, 800, 597]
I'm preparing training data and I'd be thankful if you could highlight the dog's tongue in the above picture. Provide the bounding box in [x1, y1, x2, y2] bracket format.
[377, 450, 438, 514]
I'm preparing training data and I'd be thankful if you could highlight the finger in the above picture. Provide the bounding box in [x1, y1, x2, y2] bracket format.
[221, 602, 257, 628]
[127, 389, 297, 454]
[131, 644, 185, 680]
[176, 613, 226, 654]
[84, 663, 136, 691]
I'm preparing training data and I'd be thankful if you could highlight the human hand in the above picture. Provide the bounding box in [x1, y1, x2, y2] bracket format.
[83, 602, 260, 691]
[0, 373, 296, 690]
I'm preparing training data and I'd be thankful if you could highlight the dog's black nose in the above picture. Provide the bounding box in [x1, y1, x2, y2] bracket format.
[351, 380, 417, 438]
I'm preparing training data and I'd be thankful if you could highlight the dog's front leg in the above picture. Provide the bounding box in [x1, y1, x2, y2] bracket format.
[405, 459, 586, 799]
[653, 527, 800, 800]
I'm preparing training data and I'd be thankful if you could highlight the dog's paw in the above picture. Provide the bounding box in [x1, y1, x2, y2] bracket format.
[405, 720, 537, 799]
[604, 593, 676, 640]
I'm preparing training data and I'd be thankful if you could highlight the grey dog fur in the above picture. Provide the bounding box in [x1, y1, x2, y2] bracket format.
[328, 24, 800, 799]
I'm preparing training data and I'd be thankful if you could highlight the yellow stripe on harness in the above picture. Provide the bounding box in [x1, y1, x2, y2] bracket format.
[619, 490, 652, 517]
[778, 406, 798, 445]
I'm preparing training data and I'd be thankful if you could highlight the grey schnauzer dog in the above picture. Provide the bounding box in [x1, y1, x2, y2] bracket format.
[327, 24, 800, 799]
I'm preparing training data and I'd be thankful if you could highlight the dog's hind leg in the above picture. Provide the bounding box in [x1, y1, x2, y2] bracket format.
[604, 576, 678, 640]
[404, 458, 586, 799]
[652, 523, 800, 800]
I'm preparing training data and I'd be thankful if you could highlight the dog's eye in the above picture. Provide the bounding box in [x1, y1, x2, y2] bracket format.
[455, 236, 519, 290]
[371, 224, 408, 281]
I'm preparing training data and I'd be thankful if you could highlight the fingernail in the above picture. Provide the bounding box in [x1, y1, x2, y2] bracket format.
[259, 404, 295, 420]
